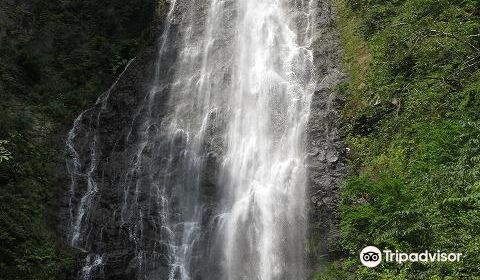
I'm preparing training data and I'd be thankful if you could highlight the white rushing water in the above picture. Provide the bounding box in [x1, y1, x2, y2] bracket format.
[165, 0, 316, 279]
[66, 0, 317, 279]
[218, 0, 316, 279]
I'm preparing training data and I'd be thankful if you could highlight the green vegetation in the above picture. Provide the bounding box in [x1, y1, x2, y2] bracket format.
[2, 0, 479, 279]
[322, 0, 480, 278]
[0, 0, 162, 279]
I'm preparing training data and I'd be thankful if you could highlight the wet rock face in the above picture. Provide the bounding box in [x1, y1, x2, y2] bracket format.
[57, 1, 227, 277]
[56, 22, 182, 279]
[57, 0, 345, 279]
[306, 0, 346, 272]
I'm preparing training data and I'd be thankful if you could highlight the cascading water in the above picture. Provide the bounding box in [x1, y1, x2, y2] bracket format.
[65, 0, 319, 279]
[217, 0, 316, 278]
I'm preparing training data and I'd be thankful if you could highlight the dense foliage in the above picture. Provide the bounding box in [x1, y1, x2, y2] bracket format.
[2, 0, 479, 279]
[0, 0, 163, 279]
[320, 0, 480, 278]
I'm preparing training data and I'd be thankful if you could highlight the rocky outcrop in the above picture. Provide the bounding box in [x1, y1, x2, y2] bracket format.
[307, 0, 347, 272]
[57, 2, 229, 278]
[56, 8, 181, 279]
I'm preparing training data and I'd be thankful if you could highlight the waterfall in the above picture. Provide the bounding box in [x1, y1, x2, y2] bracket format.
[65, 0, 318, 279]
[214, 0, 316, 279]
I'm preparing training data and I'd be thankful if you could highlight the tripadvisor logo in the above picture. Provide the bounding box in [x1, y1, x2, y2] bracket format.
[360, 246, 463, 268]
[360, 246, 382, 267]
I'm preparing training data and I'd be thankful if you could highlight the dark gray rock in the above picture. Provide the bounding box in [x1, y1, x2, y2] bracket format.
[306, 0, 347, 273]
[56, 6, 183, 279]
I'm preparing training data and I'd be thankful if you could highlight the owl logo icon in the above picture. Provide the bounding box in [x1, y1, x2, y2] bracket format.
[360, 246, 382, 267]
